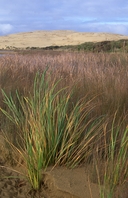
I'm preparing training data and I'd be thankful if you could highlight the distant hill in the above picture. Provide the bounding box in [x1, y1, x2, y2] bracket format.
[0, 30, 128, 50]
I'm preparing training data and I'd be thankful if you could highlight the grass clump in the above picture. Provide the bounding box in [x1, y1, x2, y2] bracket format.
[95, 113, 128, 198]
[1, 69, 103, 190]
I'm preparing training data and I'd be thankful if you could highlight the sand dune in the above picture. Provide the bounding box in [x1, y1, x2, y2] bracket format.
[0, 30, 128, 49]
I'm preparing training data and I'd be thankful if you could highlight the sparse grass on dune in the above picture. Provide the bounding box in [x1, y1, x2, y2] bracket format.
[0, 51, 128, 197]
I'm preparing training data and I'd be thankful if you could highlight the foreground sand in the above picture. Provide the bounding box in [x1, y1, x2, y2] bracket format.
[0, 132, 128, 198]
[0, 30, 128, 49]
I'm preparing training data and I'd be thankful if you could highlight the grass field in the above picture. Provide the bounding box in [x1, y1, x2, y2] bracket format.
[0, 51, 128, 197]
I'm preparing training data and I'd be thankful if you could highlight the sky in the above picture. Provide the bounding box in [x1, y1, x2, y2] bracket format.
[0, 0, 128, 36]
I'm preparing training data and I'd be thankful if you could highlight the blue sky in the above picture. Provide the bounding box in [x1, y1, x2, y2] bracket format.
[0, 0, 128, 36]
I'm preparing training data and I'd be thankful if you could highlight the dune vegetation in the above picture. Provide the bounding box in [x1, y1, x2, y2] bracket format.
[0, 51, 128, 197]
[18, 39, 128, 53]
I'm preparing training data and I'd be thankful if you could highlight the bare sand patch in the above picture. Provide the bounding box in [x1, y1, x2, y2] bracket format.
[0, 135, 128, 198]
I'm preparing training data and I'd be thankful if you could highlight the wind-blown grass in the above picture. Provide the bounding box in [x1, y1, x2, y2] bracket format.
[1, 69, 104, 190]
[95, 113, 128, 198]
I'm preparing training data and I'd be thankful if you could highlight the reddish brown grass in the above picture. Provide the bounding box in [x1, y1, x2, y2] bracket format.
[0, 52, 128, 119]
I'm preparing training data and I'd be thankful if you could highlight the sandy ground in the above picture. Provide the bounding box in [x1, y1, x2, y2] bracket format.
[0, 133, 128, 198]
[0, 30, 128, 49]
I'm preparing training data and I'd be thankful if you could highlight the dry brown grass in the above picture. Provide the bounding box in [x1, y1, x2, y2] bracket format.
[0, 51, 128, 118]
